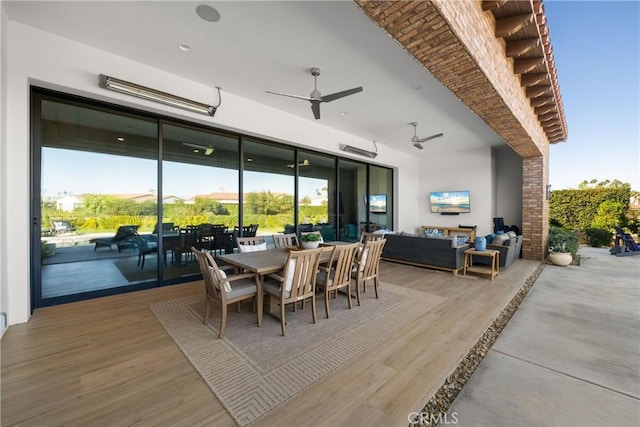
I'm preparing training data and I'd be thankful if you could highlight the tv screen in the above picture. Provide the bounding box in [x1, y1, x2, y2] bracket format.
[369, 194, 387, 213]
[429, 191, 470, 213]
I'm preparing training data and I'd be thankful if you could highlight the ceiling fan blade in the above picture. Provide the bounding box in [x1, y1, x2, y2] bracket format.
[320, 86, 363, 103]
[311, 101, 321, 120]
[183, 142, 207, 149]
[266, 90, 312, 101]
[417, 133, 444, 143]
[412, 142, 424, 150]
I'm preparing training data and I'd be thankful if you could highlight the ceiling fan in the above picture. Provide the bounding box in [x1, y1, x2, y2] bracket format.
[266, 67, 363, 120]
[409, 122, 444, 150]
[182, 142, 214, 155]
[286, 159, 310, 168]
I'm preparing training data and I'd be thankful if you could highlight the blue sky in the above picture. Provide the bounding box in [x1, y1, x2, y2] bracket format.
[545, 0, 640, 191]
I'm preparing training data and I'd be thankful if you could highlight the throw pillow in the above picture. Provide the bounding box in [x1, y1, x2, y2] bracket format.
[215, 267, 233, 293]
[239, 241, 267, 253]
[507, 230, 517, 239]
[284, 258, 297, 294]
[486, 233, 495, 244]
[456, 236, 469, 246]
[492, 234, 509, 246]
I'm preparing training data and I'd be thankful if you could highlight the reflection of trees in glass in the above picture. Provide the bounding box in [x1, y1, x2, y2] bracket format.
[245, 191, 294, 215]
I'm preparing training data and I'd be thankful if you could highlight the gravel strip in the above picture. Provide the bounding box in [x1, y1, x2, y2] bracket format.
[410, 263, 546, 427]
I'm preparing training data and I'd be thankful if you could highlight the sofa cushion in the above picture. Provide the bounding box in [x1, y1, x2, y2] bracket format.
[492, 234, 509, 246]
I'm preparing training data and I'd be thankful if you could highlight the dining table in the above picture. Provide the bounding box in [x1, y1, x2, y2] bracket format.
[217, 245, 337, 313]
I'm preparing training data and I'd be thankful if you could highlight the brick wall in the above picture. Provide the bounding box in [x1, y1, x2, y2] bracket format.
[354, 0, 551, 261]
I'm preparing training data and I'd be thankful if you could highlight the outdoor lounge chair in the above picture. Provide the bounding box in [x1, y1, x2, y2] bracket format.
[90, 225, 139, 251]
[611, 226, 640, 256]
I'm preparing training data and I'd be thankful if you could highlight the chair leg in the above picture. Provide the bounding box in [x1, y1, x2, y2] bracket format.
[374, 277, 379, 299]
[325, 291, 330, 318]
[355, 279, 361, 306]
[346, 284, 353, 309]
[219, 304, 228, 339]
[236, 302, 241, 313]
[140, 254, 145, 270]
[311, 295, 317, 324]
[280, 302, 286, 336]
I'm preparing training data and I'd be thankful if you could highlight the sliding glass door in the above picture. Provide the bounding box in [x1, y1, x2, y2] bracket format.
[36, 96, 159, 305]
[32, 88, 394, 309]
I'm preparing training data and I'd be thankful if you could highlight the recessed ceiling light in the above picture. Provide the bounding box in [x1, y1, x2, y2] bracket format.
[340, 112, 348, 117]
[116, 136, 125, 142]
[177, 44, 191, 52]
[196, 4, 221, 22]
[411, 84, 422, 90]
[246, 158, 252, 162]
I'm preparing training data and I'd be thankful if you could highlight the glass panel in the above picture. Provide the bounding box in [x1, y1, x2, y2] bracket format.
[161, 123, 239, 279]
[242, 139, 295, 243]
[337, 159, 367, 242]
[369, 165, 393, 231]
[298, 151, 337, 242]
[40, 100, 158, 299]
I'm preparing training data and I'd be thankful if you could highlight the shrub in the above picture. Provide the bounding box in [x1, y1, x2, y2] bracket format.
[584, 228, 612, 247]
[548, 226, 579, 258]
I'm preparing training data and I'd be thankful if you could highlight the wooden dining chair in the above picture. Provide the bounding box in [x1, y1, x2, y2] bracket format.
[360, 231, 385, 243]
[263, 247, 323, 336]
[315, 242, 359, 318]
[191, 246, 261, 338]
[236, 236, 268, 253]
[351, 238, 386, 305]
[272, 233, 299, 248]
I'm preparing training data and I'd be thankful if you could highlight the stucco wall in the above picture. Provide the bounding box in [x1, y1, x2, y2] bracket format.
[2, 21, 425, 325]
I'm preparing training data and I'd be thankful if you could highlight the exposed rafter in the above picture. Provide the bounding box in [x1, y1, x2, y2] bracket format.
[530, 96, 554, 107]
[526, 85, 551, 98]
[506, 37, 540, 58]
[514, 57, 545, 74]
[520, 73, 548, 87]
[482, 0, 508, 11]
[495, 13, 534, 37]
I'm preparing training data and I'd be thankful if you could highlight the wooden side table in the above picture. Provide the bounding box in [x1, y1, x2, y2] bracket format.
[464, 248, 500, 280]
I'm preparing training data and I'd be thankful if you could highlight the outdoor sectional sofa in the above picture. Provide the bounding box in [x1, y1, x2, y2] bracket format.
[381, 232, 470, 275]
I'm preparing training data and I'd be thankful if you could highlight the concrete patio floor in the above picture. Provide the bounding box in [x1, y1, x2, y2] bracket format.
[448, 247, 640, 426]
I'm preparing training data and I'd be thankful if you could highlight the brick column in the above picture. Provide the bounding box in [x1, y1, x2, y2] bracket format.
[522, 149, 549, 261]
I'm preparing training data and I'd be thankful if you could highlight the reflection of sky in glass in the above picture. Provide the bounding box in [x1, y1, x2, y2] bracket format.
[42, 148, 325, 200]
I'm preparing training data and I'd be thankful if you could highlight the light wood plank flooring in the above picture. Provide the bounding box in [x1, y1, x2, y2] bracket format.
[1, 259, 541, 426]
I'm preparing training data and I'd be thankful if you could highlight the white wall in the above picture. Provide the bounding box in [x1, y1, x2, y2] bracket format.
[419, 147, 495, 236]
[1, 1, 9, 336]
[3, 21, 422, 325]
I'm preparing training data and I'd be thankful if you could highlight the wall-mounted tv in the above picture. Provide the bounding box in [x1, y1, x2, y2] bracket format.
[369, 194, 387, 214]
[429, 191, 470, 214]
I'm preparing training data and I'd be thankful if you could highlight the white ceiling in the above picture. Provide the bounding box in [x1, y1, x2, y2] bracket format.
[4, 0, 504, 156]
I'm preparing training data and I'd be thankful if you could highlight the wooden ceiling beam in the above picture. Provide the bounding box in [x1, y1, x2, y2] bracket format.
[482, 0, 508, 11]
[520, 73, 549, 87]
[530, 96, 554, 107]
[526, 85, 551, 98]
[535, 105, 556, 115]
[539, 112, 558, 122]
[506, 37, 540, 58]
[514, 57, 545, 74]
[495, 13, 534, 38]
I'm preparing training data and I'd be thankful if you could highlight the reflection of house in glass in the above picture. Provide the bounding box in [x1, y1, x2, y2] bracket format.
[185, 192, 239, 205]
[54, 193, 182, 211]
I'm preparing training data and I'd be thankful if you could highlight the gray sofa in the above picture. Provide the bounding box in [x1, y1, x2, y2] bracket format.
[476, 235, 523, 268]
[381, 233, 470, 275]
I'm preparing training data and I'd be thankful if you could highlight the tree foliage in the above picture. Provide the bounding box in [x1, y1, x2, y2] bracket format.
[549, 180, 631, 231]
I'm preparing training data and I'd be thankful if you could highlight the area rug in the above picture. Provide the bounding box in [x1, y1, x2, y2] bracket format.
[150, 283, 445, 426]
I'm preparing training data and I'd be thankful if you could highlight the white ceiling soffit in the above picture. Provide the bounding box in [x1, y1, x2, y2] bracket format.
[4, 1, 503, 156]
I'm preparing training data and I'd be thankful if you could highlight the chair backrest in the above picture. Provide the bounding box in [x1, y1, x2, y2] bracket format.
[113, 225, 139, 241]
[281, 248, 323, 302]
[357, 238, 386, 278]
[360, 232, 385, 244]
[272, 233, 298, 248]
[236, 236, 268, 252]
[191, 246, 227, 303]
[325, 243, 359, 289]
